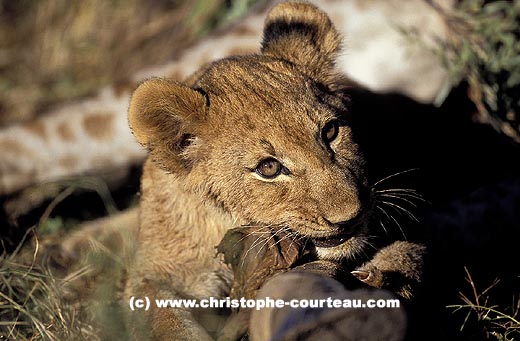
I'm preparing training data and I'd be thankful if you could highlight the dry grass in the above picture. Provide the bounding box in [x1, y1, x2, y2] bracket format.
[448, 267, 520, 340]
[0, 0, 260, 126]
[1, 209, 138, 340]
[0, 172, 139, 339]
[0, 232, 98, 340]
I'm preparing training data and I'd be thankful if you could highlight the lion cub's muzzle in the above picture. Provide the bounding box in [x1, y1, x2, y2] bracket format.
[312, 209, 368, 248]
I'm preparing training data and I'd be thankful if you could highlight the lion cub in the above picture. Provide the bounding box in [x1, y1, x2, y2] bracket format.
[125, 2, 424, 339]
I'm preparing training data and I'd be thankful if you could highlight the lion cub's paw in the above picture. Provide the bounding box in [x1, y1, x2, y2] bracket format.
[351, 241, 427, 300]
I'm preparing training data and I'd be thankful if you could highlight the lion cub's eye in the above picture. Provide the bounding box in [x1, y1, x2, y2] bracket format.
[256, 158, 282, 179]
[322, 120, 339, 143]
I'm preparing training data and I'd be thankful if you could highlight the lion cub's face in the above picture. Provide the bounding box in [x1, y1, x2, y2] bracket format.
[129, 2, 370, 261]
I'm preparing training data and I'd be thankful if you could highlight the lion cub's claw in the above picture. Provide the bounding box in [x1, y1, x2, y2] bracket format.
[351, 266, 384, 288]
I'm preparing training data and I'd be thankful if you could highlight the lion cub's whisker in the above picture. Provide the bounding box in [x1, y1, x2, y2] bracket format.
[377, 193, 418, 207]
[375, 203, 407, 239]
[371, 168, 420, 188]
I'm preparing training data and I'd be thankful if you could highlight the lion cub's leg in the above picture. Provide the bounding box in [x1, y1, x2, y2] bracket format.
[125, 276, 223, 341]
[124, 281, 178, 340]
[351, 241, 426, 300]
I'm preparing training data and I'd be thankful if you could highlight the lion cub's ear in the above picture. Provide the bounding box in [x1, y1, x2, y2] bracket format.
[128, 77, 207, 173]
[261, 2, 341, 84]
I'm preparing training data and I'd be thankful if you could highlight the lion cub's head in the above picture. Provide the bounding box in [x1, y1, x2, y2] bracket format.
[129, 2, 371, 261]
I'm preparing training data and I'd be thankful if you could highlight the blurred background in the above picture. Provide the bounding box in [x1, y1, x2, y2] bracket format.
[0, 0, 262, 126]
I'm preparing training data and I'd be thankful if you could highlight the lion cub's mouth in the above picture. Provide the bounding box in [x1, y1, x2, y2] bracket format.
[310, 218, 366, 248]
[311, 234, 353, 248]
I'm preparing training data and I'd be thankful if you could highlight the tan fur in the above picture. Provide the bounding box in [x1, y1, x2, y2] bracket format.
[123, 1, 432, 339]
[125, 2, 378, 338]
